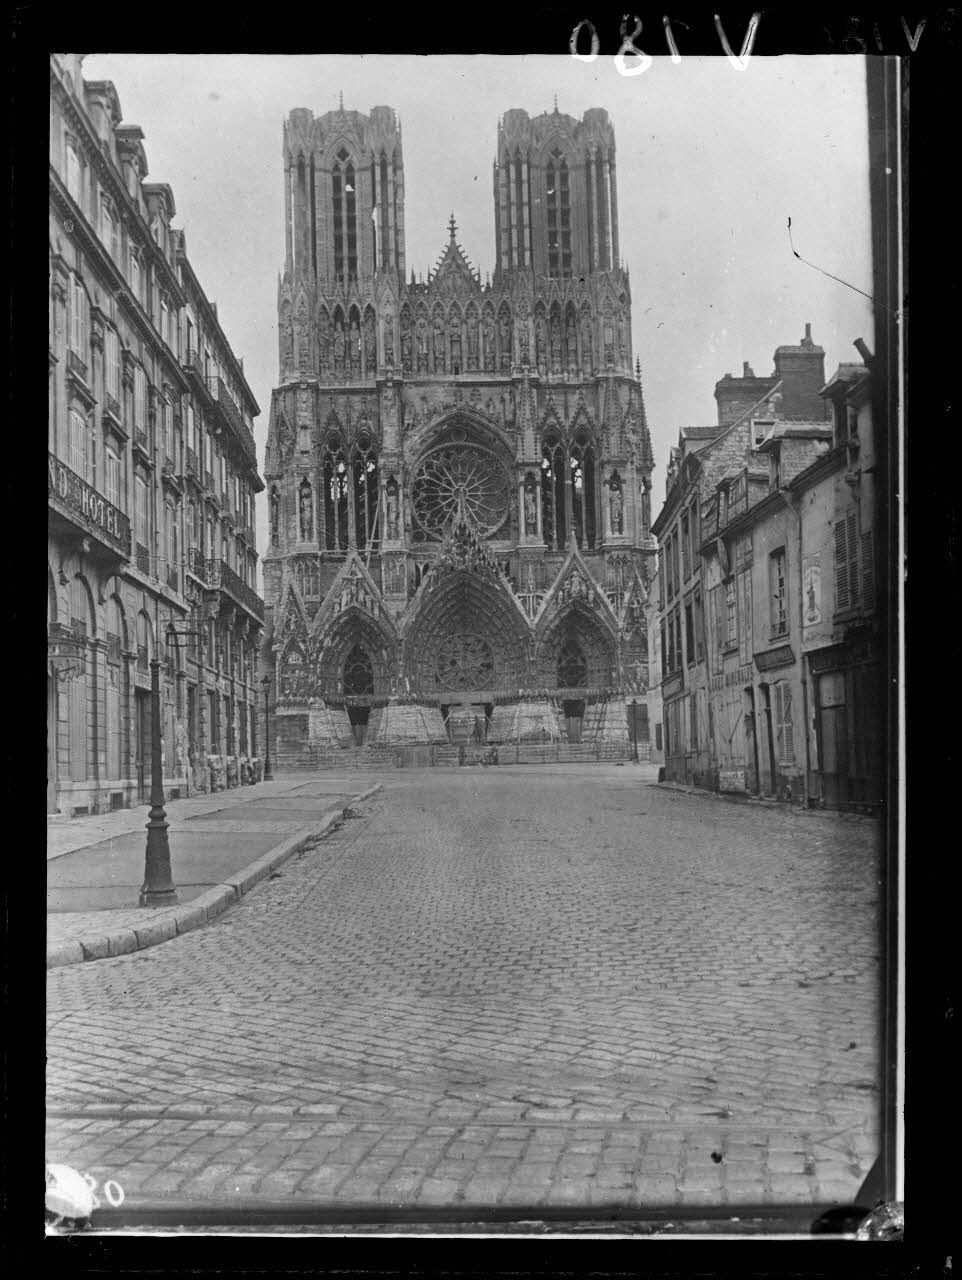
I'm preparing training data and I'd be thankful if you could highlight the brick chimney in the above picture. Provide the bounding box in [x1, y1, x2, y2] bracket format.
[714, 364, 778, 426]
[772, 323, 829, 420]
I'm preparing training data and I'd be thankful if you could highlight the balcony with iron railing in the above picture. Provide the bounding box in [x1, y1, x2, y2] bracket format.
[103, 391, 122, 423]
[135, 542, 151, 575]
[210, 376, 257, 466]
[205, 557, 265, 622]
[187, 545, 208, 581]
[66, 348, 89, 383]
[186, 446, 199, 480]
[183, 349, 214, 403]
[48, 450, 131, 560]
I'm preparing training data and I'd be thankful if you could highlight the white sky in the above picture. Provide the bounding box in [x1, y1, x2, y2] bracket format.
[81, 53, 873, 562]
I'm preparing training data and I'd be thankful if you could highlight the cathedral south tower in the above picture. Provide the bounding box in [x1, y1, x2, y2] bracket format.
[263, 103, 655, 761]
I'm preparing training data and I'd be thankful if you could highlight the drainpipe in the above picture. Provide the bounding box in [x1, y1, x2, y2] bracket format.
[775, 487, 811, 807]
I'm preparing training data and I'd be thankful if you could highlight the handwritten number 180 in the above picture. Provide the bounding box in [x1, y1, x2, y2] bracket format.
[570, 15, 762, 73]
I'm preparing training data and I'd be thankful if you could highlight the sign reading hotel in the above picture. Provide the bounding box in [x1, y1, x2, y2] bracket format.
[48, 453, 131, 557]
[802, 552, 822, 629]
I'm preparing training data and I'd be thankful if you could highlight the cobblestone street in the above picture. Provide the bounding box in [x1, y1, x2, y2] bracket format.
[46, 767, 882, 1213]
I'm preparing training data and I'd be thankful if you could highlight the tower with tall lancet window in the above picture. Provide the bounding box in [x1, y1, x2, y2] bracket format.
[264, 101, 655, 759]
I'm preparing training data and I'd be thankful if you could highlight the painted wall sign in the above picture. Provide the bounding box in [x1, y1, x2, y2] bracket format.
[719, 768, 747, 793]
[802, 552, 822, 628]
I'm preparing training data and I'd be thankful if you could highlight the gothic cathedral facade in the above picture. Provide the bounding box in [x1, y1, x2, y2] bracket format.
[263, 103, 655, 757]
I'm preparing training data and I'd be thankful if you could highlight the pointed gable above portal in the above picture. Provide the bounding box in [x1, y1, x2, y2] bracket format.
[311, 550, 392, 639]
[536, 541, 618, 632]
[275, 581, 309, 654]
[618, 570, 649, 634]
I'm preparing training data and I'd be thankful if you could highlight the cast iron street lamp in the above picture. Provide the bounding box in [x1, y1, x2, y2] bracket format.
[139, 653, 178, 907]
[261, 674, 274, 780]
[630, 697, 639, 762]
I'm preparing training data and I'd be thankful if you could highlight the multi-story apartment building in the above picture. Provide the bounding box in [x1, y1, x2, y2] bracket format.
[651, 325, 882, 810]
[47, 54, 265, 816]
[650, 325, 829, 787]
[262, 103, 656, 762]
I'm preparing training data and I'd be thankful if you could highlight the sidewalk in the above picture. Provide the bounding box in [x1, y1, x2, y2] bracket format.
[46, 773, 382, 969]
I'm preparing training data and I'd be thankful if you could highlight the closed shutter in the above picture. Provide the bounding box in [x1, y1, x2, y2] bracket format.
[846, 511, 859, 608]
[737, 570, 752, 666]
[861, 527, 875, 613]
[834, 512, 862, 611]
[774, 681, 795, 765]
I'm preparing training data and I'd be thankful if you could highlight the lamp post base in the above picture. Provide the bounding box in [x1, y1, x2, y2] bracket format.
[140, 809, 179, 907]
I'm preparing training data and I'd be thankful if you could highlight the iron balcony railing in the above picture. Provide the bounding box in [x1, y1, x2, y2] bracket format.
[48, 451, 131, 558]
[188, 546, 208, 581]
[186, 446, 199, 479]
[205, 557, 265, 621]
[103, 391, 122, 421]
[66, 349, 88, 382]
[135, 542, 150, 574]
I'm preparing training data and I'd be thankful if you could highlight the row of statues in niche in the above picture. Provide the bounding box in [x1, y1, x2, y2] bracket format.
[283, 304, 631, 379]
[271, 477, 402, 546]
[523, 472, 625, 538]
[275, 474, 632, 550]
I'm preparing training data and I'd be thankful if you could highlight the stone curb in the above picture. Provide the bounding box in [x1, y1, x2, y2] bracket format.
[650, 780, 879, 821]
[47, 784, 381, 969]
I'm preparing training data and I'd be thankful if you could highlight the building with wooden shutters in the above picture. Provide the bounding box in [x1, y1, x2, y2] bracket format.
[48, 54, 265, 816]
[652, 331, 881, 811]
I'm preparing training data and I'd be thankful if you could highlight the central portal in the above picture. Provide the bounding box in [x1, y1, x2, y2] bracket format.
[442, 700, 493, 744]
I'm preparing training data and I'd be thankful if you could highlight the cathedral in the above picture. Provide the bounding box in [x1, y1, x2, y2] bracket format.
[262, 102, 655, 758]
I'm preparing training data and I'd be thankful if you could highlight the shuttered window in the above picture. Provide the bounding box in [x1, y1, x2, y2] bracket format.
[834, 511, 859, 611]
[68, 409, 87, 480]
[861, 528, 875, 612]
[738, 569, 753, 665]
[835, 512, 875, 614]
[773, 680, 795, 764]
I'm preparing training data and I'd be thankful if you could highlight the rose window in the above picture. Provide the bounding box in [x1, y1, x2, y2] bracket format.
[435, 632, 495, 691]
[412, 441, 511, 539]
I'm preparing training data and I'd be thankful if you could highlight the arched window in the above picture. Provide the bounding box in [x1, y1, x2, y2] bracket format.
[269, 485, 280, 547]
[541, 432, 566, 551]
[332, 148, 358, 282]
[347, 305, 361, 379]
[137, 610, 152, 673]
[570, 431, 597, 550]
[557, 635, 588, 689]
[559, 157, 571, 275]
[546, 151, 559, 277]
[323, 435, 349, 551]
[343, 644, 374, 696]
[379, 152, 390, 268]
[497, 302, 512, 373]
[353, 433, 379, 551]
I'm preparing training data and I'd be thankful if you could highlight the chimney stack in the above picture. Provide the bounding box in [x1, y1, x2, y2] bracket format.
[853, 337, 874, 366]
[773, 324, 828, 420]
